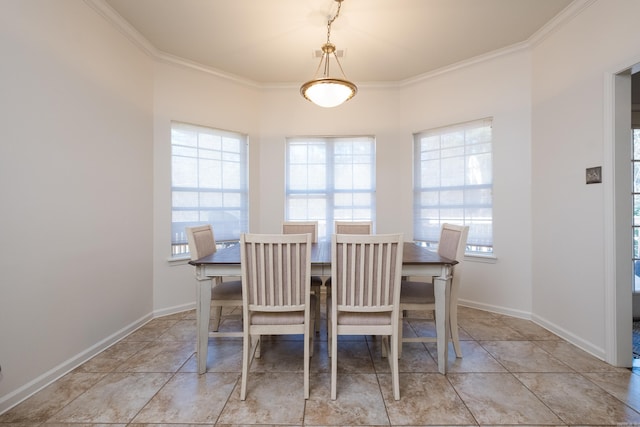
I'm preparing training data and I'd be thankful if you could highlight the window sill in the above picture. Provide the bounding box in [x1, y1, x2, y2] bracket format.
[168, 255, 191, 265]
[464, 253, 497, 264]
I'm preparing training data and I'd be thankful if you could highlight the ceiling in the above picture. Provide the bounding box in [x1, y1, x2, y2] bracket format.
[103, 0, 575, 85]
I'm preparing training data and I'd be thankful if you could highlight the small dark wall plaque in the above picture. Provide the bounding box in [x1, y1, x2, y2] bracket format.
[586, 166, 602, 184]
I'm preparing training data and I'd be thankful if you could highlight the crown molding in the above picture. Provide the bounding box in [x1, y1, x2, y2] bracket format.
[398, 41, 530, 87]
[84, 0, 157, 58]
[528, 0, 597, 46]
[154, 51, 260, 88]
[399, 0, 595, 87]
[85, 0, 595, 90]
[83, 0, 260, 88]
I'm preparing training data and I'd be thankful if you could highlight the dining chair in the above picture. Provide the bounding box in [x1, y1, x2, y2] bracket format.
[399, 223, 469, 358]
[328, 233, 404, 400]
[186, 225, 243, 340]
[283, 221, 323, 333]
[282, 221, 318, 242]
[334, 220, 373, 235]
[325, 220, 373, 327]
[239, 232, 315, 400]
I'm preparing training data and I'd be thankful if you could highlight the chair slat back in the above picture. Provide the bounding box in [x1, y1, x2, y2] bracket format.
[186, 224, 217, 260]
[282, 221, 318, 243]
[240, 233, 312, 312]
[332, 233, 403, 312]
[334, 221, 373, 235]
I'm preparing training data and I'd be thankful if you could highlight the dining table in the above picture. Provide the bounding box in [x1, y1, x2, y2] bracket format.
[189, 241, 458, 375]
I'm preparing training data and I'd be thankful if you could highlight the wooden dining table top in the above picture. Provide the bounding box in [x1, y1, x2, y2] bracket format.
[189, 241, 457, 267]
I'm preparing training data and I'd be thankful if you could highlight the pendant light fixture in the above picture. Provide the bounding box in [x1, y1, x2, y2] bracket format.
[300, 0, 357, 108]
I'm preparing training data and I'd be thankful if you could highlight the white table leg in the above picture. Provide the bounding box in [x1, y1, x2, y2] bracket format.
[196, 278, 212, 374]
[433, 272, 451, 374]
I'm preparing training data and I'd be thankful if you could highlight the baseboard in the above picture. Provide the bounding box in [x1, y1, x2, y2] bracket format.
[458, 299, 532, 320]
[0, 312, 153, 414]
[531, 313, 606, 360]
[1, 302, 198, 415]
[153, 302, 195, 318]
[459, 299, 606, 361]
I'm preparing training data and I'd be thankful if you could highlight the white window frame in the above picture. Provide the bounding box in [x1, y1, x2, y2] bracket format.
[170, 122, 249, 257]
[285, 136, 376, 241]
[632, 128, 640, 292]
[413, 118, 494, 255]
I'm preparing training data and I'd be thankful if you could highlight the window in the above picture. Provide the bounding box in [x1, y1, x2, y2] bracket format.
[171, 122, 249, 256]
[285, 136, 375, 241]
[413, 118, 493, 255]
[632, 128, 640, 292]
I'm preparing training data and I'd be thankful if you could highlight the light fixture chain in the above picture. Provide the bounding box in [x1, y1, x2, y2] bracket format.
[326, 0, 343, 44]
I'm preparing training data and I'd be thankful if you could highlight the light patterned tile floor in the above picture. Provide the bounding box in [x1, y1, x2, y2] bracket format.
[2, 300, 640, 426]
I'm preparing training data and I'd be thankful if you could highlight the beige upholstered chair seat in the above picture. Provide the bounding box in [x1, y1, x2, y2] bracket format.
[211, 279, 243, 300]
[399, 280, 435, 304]
[327, 296, 393, 326]
[337, 310, 392, 326]
[249, 296, 317, 325]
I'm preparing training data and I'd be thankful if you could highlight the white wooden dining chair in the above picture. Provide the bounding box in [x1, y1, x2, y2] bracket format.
[239, 232, 315, 400]
[399, 223, 469, 358]
[328, 233, 404, 400]
[186, 225, 243, 343]
[282, 221, 318, 242]
[325, 220, 373, 328]
[334, 220, 373, 235]
[283, 221, 323, 333]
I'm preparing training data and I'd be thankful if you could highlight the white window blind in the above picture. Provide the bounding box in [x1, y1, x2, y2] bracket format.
[413, 118, 493, 254]
[171, 122, 249, 256]
[285, 136, 375, 241]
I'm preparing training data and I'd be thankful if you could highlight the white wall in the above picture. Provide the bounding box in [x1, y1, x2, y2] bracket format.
[152, 63, 261, 314]
[0, 0, 154, 412]
[399, 51, 534, 317]
[531, 0, 640, 359]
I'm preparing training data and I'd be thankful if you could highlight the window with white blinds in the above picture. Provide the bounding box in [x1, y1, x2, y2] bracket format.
[413, 118, 493, 254]
[632, 128, 640, 292]
[171, 122, 249, 256]
[285, 136, 375, 241]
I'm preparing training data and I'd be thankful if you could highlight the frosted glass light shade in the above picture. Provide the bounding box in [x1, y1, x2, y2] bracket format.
[300, 78, 357, 108]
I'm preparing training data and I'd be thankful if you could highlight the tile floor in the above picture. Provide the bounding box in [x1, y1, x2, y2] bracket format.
[2, 301, 640, 426]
